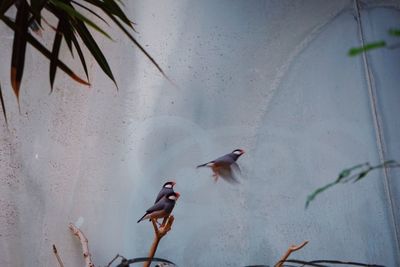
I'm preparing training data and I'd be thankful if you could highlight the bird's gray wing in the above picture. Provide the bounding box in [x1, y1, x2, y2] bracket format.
[218, 166, 240, 184]
[146, 200, 166, 213]
[231, 162, 241, 175]
[214, 154, 235, 165]
[154, 188, 166, 204]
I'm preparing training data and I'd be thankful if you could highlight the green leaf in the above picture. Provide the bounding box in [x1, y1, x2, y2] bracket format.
[49, 21, 64, 90]
[0, 16, 90, 86]
[72, 19, 117, 87]
[83, 0, 134, 29]
[107, 14, 170, 81]
[70, 30, 89, 81]
[71, 0, 109, 26]
[388, 28, 400, 36]
[0, 82, 7, 125]
[353, 170, 369, 182]
[49, 0, 112, 40]
[305, 181, 338, 209]
[11, 0, 30, 101]
[348, 41, 386, 56]
[63, 25, 74, 56]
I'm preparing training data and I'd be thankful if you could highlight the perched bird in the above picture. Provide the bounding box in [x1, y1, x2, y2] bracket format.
[197, 149, 245, 184]
[149, 181, 175, 222]
[154, 181, 176, 204]
[137, 192, 180, 223]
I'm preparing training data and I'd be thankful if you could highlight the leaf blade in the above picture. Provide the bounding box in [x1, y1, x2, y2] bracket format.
[0, 82, 8, 125]
[50, 21, 64, 90]
[11, 0, 30, 100]
[348, 41, 386, 56]
[49, 0, 112, 40]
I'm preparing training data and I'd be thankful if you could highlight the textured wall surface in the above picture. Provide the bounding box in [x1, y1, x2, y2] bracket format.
[0, 0, 399, 266]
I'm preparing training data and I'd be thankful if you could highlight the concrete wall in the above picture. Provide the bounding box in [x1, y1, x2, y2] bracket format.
[0, 0, 399, 266]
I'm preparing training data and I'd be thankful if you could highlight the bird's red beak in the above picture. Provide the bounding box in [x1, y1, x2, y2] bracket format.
[240, 149, 245, 154]
[175, 192, 181, 198]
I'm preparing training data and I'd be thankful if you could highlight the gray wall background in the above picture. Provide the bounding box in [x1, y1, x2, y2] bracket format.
[0, 0, 399, 266]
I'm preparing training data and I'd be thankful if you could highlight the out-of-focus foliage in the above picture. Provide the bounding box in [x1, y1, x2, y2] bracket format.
[305, 160, 400, 209]
[348, 28, 400, 56]
[0, 0, 168, 123]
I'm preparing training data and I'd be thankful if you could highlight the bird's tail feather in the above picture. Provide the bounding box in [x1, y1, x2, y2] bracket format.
[196, 163, 207, 168]
[137, 213, 147, 223]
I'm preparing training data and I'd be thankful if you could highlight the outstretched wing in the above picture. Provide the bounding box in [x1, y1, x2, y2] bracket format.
[218, 166, 240, 184]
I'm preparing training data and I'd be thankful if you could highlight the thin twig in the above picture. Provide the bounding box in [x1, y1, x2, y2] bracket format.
[144, 216, 175, 267]
[275, 240, 309, 267]
[69, 223, 95, 267]
[52, 244, 65, 267]
[107, 254, 125, 267]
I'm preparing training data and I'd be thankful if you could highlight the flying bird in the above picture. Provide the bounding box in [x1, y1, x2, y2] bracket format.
[197, 149, 245, 184]
[137, 192, 180, 223]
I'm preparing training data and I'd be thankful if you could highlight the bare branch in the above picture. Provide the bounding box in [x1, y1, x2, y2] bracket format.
[69, 223, 95, 267]
[52, 244, 65, 267]
[275, 240, 309, 267]
[144, 216, 175, 267]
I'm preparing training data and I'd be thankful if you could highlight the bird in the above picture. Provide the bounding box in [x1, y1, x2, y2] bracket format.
[149, 181, 176, 222]
[154, 181, 176, 204]
[197, 149, 245, 184]
[137, 192, 180, 223]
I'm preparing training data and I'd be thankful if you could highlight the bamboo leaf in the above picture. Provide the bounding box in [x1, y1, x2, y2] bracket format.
[70, 30, 89, 81]
[107, 14, 170, 81]
[0, 16, 90, 86]
[63, 24, 74, 56]
[71, 0, 109, 26]
[11, 0, 30, 101]
[348, 41, 386, 56]
[83, 0, 134, 28]
[0, 82, 7, 125]
[72, 19, 117, 87]
[50, 21, 63, 90]
[49, 0, 112, 40]
[388, 28, 400, 36]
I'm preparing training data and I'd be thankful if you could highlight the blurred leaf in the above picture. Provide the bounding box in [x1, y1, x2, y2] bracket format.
[305, 181, 337, 209]
[305, 161, 400, 209]
[388, 28, 400, 36]
[71, 0, 109, 26]
[1, 15, 90, 86]
[348, 41, 386, 56]
[0, 82, 7, 125]
[84, 0, 134, 29]
[72, 19, 117, 86]
[353, 170, 369, 182]
[49, 21, 64, 90]
[49, 0, 112, 40]
[107, 14, 170, 81]
[70, 31, 90, 81]
[10, 0, 30, 101]
[62, 23, 74, 56]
